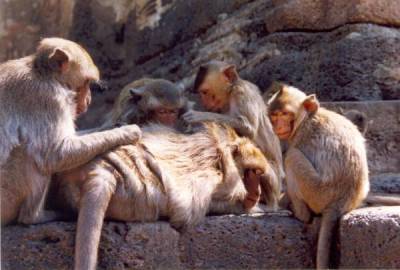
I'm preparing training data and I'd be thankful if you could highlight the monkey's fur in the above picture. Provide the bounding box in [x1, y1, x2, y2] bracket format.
[267, 84, 369, 269]
[183, 61, 283, 209]
[55, 122, 277, 270]
[0, 38, 142, 225]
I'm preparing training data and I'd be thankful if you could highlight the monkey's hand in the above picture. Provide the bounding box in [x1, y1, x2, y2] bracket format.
[182, 110, 214, 123]
[115, 124, 142, 144]
[243, 169, 262, 210]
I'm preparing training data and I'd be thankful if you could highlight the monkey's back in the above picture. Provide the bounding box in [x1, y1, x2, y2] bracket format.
[59, 124, 225, 226]
[291, 108, 369, 213]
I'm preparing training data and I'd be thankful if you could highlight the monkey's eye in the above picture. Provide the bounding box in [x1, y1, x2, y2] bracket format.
[199, 89, 209, 95]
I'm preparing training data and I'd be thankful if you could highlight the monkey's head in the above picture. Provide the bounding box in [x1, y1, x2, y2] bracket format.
[129, 79, 188, 127]
[233, 138, 269, 174]
[339, 109, 369, 135]
[266, 82, 319, 141]
[34, 37, 100, 115]
[194, 61, 239, 112]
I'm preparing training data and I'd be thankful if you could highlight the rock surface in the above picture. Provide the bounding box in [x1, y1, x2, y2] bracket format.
[3, 208, 400, 269]
[264, 0, 400, 33]
[339, 206, 400, 268]
[1, 0, 400, 129]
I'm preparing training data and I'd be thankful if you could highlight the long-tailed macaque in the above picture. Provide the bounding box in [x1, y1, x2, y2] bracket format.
[266, 83, 400, 269]
[182, 61, 283, 209]
[100, 78, 192, 129]
[0, 38, 142, 225]
[55, 122, 277, 270]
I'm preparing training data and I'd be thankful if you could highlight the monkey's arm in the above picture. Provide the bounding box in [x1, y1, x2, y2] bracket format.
[285, 147, 323, 193]
[49, 125, 142, 172]
[183, 110, 255, 138]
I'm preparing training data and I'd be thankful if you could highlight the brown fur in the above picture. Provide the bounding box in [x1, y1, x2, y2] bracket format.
[267, 83, 369, 269]
[0, 38, 142, 225]
[183, 61, 283, 209]
[55, 122, 276, 270]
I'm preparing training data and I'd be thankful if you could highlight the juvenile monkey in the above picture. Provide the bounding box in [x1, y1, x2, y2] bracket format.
[56, 122, 277, 270]
[183, 61, 283, 209]
[0, 38, 141, 225]
[100, 78, 192, 130]
[339, 108, 369, 135]
[267, 83, 369, 269]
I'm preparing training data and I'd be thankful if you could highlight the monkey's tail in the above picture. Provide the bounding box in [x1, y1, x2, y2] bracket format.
[365, 194, 400, 206]
[317, 209, 339, 269]
[75, 170, 115, 270]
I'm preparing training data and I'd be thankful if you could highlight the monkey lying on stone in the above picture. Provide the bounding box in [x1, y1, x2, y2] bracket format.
[55, 122, 279, 270]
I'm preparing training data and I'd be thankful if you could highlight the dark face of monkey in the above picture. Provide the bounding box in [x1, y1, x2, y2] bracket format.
[129, 79, 187, 127]
[151, 107, 180, 126]
[194, 61, 238, 112]
[267, 83, 319, 140]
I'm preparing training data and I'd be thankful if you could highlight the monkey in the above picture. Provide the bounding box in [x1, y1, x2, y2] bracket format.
[182, 61, 283, 209]
[97, 78, 193, 130]
[0, 37, 142, 226]
[338, 108, 370, 135]
[266, 83, 399, 269]
[55, 122, 278, 270]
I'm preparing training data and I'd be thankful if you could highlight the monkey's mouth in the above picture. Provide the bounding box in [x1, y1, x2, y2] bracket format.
[276, 131, 291, 139]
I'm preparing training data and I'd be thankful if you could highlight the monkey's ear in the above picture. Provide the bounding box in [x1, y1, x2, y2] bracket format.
[129, 87, 145, 97]
[129, 87, 145, 103]
[49, 48, 70, 73]
[176, 82, 186, 94]
[302, 94, 319, 113]
[223, 65, 239, 83]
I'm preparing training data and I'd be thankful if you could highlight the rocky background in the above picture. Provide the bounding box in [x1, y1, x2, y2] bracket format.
[1, 0, 400, 128]
[1, 0, 399, 269]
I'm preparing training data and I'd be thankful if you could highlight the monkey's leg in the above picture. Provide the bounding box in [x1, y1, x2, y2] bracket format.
[50, 125, 142, 172]
[17, 161, 62, 224]
[316, 208, 339, 269]
[285, 155, 312, 223]
[75, 168, 116, 270]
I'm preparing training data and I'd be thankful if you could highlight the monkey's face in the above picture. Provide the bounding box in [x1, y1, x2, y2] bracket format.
[268, 84, 319, 140]
[152, 107, 180, 127]
[198, 74, 230, 112]
[270, 110, 295, 140]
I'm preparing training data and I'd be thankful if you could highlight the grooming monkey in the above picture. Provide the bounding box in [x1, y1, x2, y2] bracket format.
[55, 122, 277, 270]
[0, 38, 142, 225]
[99, 78, 192, 130]
[266, 83, 399, 269]
[183, 61, 283, 209]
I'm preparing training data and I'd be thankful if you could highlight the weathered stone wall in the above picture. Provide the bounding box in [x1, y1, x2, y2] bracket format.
[2, 207, 400, 269]
[1, 0, 399, 128]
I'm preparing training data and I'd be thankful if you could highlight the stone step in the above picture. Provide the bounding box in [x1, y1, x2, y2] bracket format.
[370, 173, 400, 194]
[322, 100, 399, 174]
[2, 207, 399, 269]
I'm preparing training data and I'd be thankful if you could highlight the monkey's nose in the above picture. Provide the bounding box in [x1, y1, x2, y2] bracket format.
[90, 81, 108, 93]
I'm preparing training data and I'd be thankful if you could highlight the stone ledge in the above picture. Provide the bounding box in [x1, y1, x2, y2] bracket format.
[2, 208, 400, 269]
[339, 206, 400, 268]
